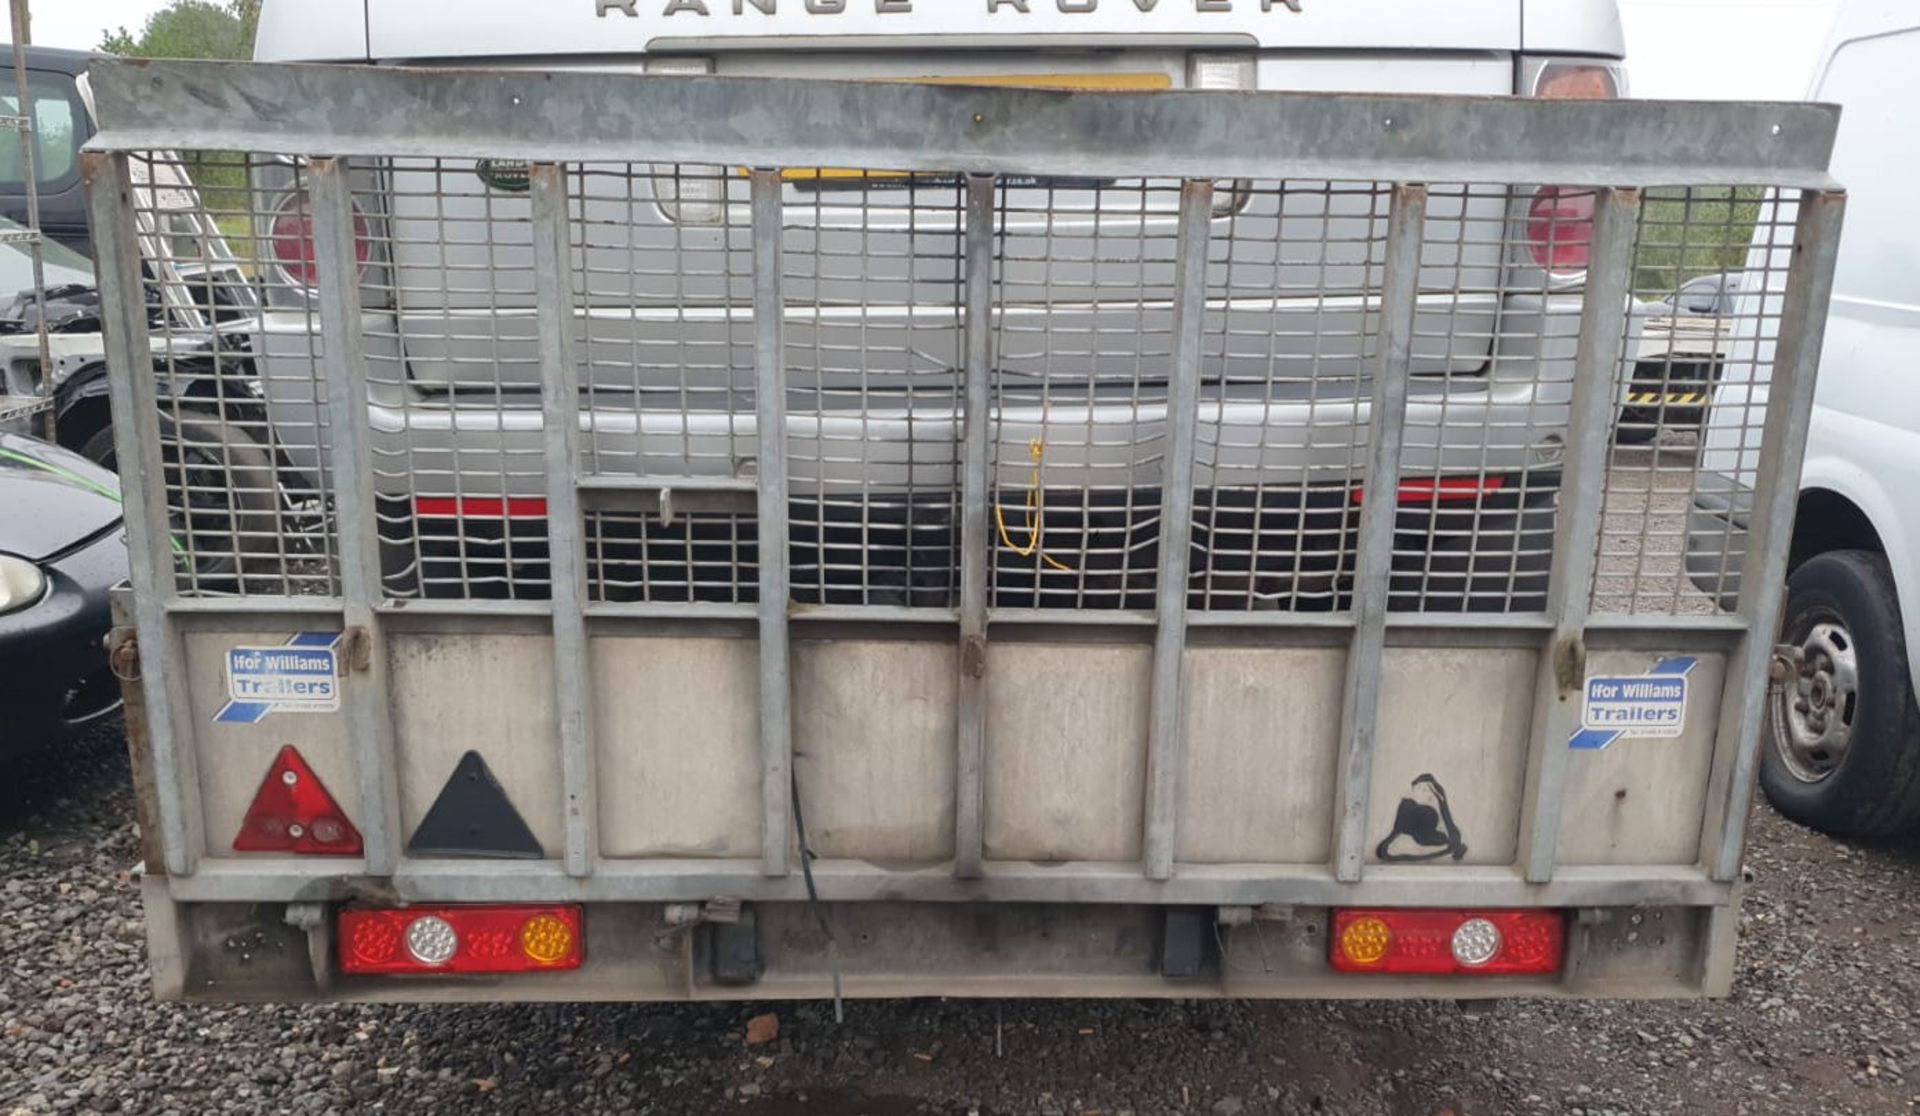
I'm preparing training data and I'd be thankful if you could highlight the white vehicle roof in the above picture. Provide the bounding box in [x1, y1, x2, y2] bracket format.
[257, 0, 1623, 63]
[1808, 0, 1913, 95]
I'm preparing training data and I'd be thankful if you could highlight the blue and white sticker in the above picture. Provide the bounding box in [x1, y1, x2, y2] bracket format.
[1569, 656, 1697, 751]
[215, 632, 344, 724]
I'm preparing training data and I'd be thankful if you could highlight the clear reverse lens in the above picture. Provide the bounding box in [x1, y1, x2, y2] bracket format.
[0, 554, 47, 614]
[404, 915, 460, 966]
[1450, 918, 1503, 967]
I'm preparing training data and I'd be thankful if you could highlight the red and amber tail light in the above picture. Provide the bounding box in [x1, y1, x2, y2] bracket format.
[340, 905, 583, 975]
[1332, 908, 1566, 975]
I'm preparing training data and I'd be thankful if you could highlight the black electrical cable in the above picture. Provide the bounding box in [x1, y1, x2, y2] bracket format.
[790, 771, 844, 1023]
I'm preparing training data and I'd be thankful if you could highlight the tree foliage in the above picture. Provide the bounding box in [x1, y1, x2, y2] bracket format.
[99, 0, 260, 60]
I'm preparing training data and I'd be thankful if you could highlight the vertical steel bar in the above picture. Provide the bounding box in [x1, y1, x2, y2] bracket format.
[1141, 178, 1214, 882]
[9, 0, 54, 441]
[81, 151, 203, 876]
[530, 164, 598, 878]
[310, 157, 403, 876]
[954, 174, 995, 879]
[1707, 189, 1847, 880]
[1331, 183, 1428, 883]
[750, 168, 793, 878]
[1516, 187, 1642, 883]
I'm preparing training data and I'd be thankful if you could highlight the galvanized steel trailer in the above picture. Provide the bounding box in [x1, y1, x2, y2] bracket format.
[85, 58, 1843, 1001]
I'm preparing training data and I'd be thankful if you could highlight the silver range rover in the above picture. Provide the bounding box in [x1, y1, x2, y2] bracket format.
[203, 0, 1633, 612]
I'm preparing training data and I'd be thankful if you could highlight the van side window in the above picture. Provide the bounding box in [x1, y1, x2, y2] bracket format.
[0, 74, 82, 189]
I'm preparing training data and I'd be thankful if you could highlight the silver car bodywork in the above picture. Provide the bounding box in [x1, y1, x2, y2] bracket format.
[236, 1, 1628, 606]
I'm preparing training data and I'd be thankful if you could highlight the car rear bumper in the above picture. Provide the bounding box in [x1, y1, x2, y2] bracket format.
[378, 470, 1560, 613]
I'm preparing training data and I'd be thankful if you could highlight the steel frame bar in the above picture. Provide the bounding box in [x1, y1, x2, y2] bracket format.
[530, 163, 599, 878]
[1331, 183, 1428, 882]
[81, 150, 204, 877]
[309, 158, 404, 876]
[750, 168, 793, 878]
[1516, 187, 1642, 883]
[1705, 189, 1848, 881]
[1140, 178, 1214, 881]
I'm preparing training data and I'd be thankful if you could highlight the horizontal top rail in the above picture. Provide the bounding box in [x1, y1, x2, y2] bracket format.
[86, 59, 1841, 189]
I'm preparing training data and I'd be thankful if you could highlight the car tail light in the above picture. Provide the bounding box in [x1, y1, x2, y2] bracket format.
[339, 905, 584, 974]
[1353, 475, 1508, 506]
[1526, 186, 1597, 274]
[1331, 909, 1566, 975]
[269, 190, 370, 288]
[414, 496, 550, 519]
[233, 745, 363, 856]
[1517, 58, 1620, 280]
[1529, 61, 1622, 101]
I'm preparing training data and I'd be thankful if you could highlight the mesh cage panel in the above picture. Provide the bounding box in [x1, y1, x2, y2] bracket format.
[115, 154, 1804, 621]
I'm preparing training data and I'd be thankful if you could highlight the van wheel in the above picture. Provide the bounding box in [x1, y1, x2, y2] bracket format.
[1760, 550, 1920, 838]
[91, 408, 282, 590]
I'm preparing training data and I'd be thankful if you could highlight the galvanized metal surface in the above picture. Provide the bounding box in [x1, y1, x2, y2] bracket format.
[1707, 190, 1848, 882]
[1515, 187, 1640, 883]
[953, 174, 995, 881]
[1330, 183, 1425, 883]
[161, 854, 1732, 909]
[751, 168, 793, 879]
[85, 60, 1844, 189]
[530, 163, 600, 877]
[77, 63, 1849, 1001]
[1141, 178, 1213, 882]
[310, 159, 405, 877]
[82, 153, 202, 878]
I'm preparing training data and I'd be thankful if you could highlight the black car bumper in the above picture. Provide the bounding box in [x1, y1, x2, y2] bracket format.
[0, 525, 128, 753]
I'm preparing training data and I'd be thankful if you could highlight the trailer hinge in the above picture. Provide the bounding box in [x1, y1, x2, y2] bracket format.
[961, 634, 987, 679]
[1769, 643, 1804, 692]
[342, 626, 374, 674]
[106, 626, 141, 682]
[1552, 634, 1586, 697]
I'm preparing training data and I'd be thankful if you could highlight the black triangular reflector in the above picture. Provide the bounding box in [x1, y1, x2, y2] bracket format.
[407, 751, 545, 859]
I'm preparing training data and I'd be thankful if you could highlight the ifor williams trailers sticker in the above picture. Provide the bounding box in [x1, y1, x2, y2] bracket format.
[215, 632, 344, 723]
[1569, 656, 1697, 751]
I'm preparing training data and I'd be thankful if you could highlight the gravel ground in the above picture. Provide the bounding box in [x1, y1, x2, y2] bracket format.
[5, 721, 1920, 1116]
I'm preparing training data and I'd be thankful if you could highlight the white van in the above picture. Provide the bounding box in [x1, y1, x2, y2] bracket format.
[1692, 0, 1920, 838]
[243, 0, 1631, 608]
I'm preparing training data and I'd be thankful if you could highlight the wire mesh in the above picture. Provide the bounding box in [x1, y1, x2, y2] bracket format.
[116, 147, 1804, 620]
[1592, 186, 1792, 617]
[124, 150, 337, 598]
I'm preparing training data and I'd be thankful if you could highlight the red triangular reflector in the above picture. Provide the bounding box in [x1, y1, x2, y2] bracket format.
[233, 745, 364, 856]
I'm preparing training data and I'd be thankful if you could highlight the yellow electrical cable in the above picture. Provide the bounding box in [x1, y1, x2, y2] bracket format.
[994, 437, 1077, 574]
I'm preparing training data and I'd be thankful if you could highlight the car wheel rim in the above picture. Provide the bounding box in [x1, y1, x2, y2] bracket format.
[1769, 611, 1860, 784]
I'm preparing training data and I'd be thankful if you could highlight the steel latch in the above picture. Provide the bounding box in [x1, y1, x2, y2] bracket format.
[106, 626, 141, 681]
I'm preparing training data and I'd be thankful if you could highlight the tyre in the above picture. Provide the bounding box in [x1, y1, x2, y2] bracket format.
[78, 422, 117, 468]
[1760, 550, 1920, 838]
[92, 408, 282, 590]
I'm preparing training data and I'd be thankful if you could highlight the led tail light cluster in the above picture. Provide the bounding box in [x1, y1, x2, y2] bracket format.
[1332, 909, 1566, 975]
[339, 905, 584, 975]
